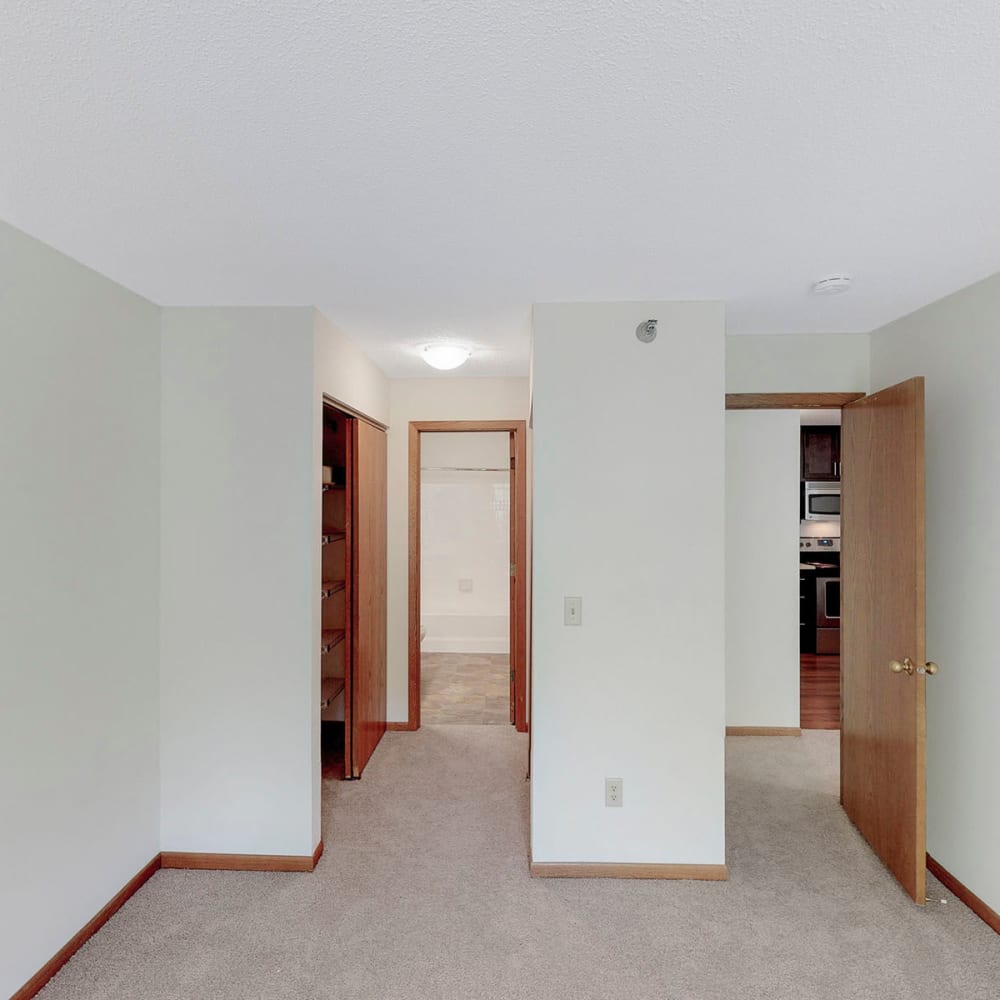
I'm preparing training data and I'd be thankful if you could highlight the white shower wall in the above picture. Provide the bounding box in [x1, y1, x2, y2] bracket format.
[421, 433, 510, 653]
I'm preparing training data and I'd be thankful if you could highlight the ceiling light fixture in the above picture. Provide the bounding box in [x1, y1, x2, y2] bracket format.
[811, 275, 853, 295]
[421, 343, 472, 370]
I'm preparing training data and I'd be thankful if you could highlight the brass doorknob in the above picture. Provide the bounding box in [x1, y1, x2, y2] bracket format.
[890, 658, 915, 676]
[923, 661, 939, 676]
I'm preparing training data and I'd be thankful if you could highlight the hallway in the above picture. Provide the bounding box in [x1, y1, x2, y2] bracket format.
[36, 729, 1000, 999]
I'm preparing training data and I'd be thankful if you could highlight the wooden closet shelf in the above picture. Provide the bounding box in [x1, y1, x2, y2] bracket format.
[322, 483, 346, 492]
[322, 529, 347, 544]
[320, 676, 345, 708]
[321, 579, 346, 599]
[321, 629, 346, 654]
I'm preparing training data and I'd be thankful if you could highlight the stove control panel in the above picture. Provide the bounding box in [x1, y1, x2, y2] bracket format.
[800, 537, 840, 552]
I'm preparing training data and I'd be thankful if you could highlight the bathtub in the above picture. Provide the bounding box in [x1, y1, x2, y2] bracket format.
[420, 613, 510, 654]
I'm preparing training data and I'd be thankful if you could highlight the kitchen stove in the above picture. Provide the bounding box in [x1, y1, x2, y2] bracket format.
[800, 536, 841, 654]
[800, 536, 840, 554]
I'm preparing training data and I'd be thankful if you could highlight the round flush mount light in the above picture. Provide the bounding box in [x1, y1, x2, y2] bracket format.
[811, 275, 853, 296]
[421, 343, 472, 370]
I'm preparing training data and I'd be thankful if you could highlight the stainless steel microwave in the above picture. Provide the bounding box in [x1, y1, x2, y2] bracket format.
[804, 481, 841, 521]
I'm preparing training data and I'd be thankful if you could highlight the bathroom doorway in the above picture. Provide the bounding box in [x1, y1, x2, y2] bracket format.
[407, 421, 528, 731]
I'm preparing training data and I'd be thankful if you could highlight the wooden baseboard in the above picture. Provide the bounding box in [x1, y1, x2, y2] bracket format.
[530, 862, 728, 881]
[11, 855, 162, 1000]
[160, 842, 323, 873]
[927, 854, 1000, 935]
[726, 726, 802, 736]
[386, 721, 416, 731]
[13, 840, 325, 998]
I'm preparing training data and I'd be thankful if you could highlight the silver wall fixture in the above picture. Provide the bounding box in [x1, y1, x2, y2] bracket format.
[635, 319, 657, 343]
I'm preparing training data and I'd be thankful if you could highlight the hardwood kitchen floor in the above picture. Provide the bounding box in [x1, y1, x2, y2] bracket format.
[800, 654, 840, 730]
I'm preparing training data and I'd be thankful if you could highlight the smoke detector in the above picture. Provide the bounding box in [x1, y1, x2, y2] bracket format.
[811, 275, 853, 296]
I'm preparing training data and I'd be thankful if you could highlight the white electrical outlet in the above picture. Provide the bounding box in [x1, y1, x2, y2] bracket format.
[605, 778, 623, 807]
[458, 578, 473, 593]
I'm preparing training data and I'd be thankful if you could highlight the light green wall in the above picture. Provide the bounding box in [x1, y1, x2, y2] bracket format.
[0, 221, 161, 997]
[871, 273, 1000, 917]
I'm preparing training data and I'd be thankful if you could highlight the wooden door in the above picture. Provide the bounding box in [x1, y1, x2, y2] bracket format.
[341, 421, 354, 774]
[841, 377, 927, 903]
[350, 419, 387, 778]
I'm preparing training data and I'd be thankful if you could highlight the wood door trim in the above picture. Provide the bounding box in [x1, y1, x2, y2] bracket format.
[11, 855, 162, 1000]
[321, 392, 387, 431]
[927, 854, 1000, 934]
[512, 423, 528, 731]
[530, 862, 728, 881]
[725, 726, 802, 736]
[407, 422, 421, 730]
[726, 392, 865, 410]
[343, 414, 354, 775]
[407, 420, 529, 732]
[509, 431, 517, 725]
[409, 419, 523, 433]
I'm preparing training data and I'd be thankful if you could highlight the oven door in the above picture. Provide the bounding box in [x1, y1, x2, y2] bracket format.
[815, 575, 841, 654]
[816, 576, 840, 628]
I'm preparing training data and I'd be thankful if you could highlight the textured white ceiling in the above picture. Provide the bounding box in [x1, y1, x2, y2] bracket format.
[4, 1, 1000, 376]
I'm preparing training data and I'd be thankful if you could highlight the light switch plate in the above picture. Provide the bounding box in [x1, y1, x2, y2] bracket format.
[564, 596, 582, 626]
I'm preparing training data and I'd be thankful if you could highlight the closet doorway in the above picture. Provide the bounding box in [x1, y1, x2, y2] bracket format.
[320, 400, 387, 779]
[407, 420, 528, 732]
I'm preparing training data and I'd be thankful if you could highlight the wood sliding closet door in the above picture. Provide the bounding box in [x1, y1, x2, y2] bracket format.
[350, 418, 387, 778]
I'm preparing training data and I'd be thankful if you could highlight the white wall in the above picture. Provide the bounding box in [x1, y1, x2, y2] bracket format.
[420, 432, 510, 653]
[725, 411, 800, 728]
[386, 378, 528, 721]
[726, 333, 870, 393]
[0, 222, 161, 997]
[530, 301, 726, 865]
[870, 273, 1000, 917]
[421, 430, 509, 471]
[314, 311, 390, 427]
[160, 308, 317, 856]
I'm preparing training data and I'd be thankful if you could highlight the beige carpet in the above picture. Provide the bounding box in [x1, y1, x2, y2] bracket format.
[38, 730, 1000, 999]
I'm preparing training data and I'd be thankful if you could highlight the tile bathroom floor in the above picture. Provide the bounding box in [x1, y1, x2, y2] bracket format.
[420, 652, 511, 724]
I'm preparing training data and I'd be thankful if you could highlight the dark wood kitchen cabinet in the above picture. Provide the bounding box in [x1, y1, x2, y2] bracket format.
[801, 426, 841, 480]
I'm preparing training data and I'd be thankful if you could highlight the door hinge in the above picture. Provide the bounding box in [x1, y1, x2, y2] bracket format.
[510, 563, 516, 577]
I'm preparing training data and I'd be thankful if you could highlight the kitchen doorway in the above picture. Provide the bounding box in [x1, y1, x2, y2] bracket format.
[726, 394, 858, 738]
[406, 420, 528, 732]
[799, 408, 842, 732]
[726, 385, 931, 904]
